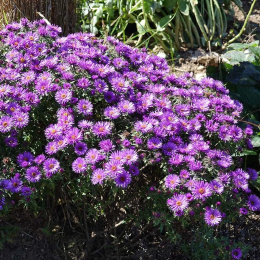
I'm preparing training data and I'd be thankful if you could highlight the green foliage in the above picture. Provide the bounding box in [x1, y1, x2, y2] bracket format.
[207, 41, 260, 172]
[77, 0, 243, 52]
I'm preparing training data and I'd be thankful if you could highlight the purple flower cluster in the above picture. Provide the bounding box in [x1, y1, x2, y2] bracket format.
[0, 19, 259, 228]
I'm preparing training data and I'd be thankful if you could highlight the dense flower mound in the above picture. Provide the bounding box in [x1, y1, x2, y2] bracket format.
[0, 19, 259, 228]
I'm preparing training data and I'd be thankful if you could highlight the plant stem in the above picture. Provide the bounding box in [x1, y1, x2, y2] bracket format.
[224, 0, 257, 49]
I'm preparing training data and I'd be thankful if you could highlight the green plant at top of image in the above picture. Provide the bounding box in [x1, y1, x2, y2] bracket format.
[77, 0, 246, 55]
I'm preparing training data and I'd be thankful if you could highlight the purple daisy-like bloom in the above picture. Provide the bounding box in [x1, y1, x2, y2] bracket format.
[165, 174, 180, 190]
[72, 157, 87, 173]
[34, 154, 46, 165]
[231, 248, 242, 259]
[92, 121, 112, 137]
[115, 171, 132, 188]
[75, 142, 88, 155]
[45, 124, 63, 139]
[111, 77, 129, 93]
[55, 89, 72, 105]
[117, 100, 136, 114]
[239, 207, 248, 215]
[167, 194, 189, 212]
[180, 170, 190, 179]
[21, 71, 35, 85]
[104, 106, 120, 119]
[4, 136, 18, 147]
[247, 195, 260, 211]
[66, 127, 83, 144]
[129, 165, 139, 176]
[0, 116, 13, 133]
[99, 139, 115, 152]
[25, 166, 41, 182]
[204, 208, 222, 226]
[77, 99, 93, 115]
[104, 91, 116, 103]
[247, 168, 258, 181]
[134, 121, 153, 133]
[43, 158, 60, 174]
[17, 151, 34, 168]
[85, 149, 101, 164]
[7, 175, 23, 193]
[77, 77, 90, 89]
[147, 137, 162, 150]
[210, 180, 224, 194]
[105, 160, 124, 177]
[91, 168, 106, 185]
[45, 141, 59, 155]
[123, 149, 138, 165]
[192, 181, 212, 200]
[169, 154, 183, 165]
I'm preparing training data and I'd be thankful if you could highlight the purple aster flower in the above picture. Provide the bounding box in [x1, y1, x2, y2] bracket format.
[247, 168, 258, 181]
[43, 158, 60, 174]
[92, 121, 112, 137]
[55, 136, 68, 150]
[239, 208, 248, 215]
[77, 99, 93, 115]
[129, 165, 139, 176]
[78, 120, 93, 129]
[7, 175, 23, 193]
[34, 154, 46, 165]
[248, 195, 260, 211]
[104, 106, 120, 119]
[136, 121, 154, 134]
[193, 98, 210, 112]
[99, 139, 115, 152]
[75, 142, 88, 155]
[0, 116, 13, 133]
[165, 174, 180, 189]
[91, 168, 106, 185]
[147, 137, 162, 149]
[25, 166, 41, 182]
[17, 151, 34, 168]
[169, 154, 183, 165]
[4, 136, 18, 147]
[77, 77, 90, 89]
[66, 127, 83, 144]
[210, 180, 224, 194]
[231, 248, 242, 259]
[244, 125, 253, 136]
[111, 77, 129, 92]
[123, 149, 138, 165]
[45, 141, 59, 155]
[192, 181, 212, 200]
[115, 171, 132, 188]
[204, 208, 222, 226]
[105, 160, 124, 177]
[21, 71, 35, 85]
[180, 170, 190, 179]
[167, 194, 189, 212]
[117, 100, 136, 114]
[45, 124, 63, 139]
[85, 149, 101, 164]
[229, 125, 243, 142]
[104, 91, 116, 103]
[21, 186, 32, 197]
[72, 157, 87, 173]
[55, 89, 72, 105]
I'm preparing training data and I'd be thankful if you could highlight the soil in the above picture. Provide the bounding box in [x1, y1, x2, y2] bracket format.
[1, 1, 260, 260]
[173, 0, 260, 78]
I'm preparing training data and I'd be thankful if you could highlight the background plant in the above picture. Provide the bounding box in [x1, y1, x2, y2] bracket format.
[78, 0, 247, 53]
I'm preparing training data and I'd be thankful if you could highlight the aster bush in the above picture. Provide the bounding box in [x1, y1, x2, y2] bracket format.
[0, 19, 259, 258]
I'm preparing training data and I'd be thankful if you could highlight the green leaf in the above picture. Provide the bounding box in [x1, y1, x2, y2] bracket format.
[136, 19, 146, 34]
[178, 0, 189, 16]
[163, 0, 177, 11]
[157, 14, 174, 31]
[237, 86, 260, 109]
[233, 0, 243, 7]
[251, 136, 260, 147]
